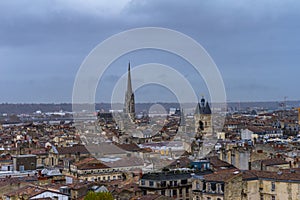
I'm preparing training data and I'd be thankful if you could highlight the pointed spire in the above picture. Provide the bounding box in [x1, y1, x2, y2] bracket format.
[124, 61, 135, 120]
[127, 62, 133, 95]
[195, 102, 201, 115]
[204, 102, 212, 114]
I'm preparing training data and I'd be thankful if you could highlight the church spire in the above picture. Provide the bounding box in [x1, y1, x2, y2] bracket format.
[125, 62, 135, 120]
[127, 62, 133, 95]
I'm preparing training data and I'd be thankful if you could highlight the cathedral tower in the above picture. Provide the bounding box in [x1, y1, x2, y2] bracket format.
[194, 96, 212, 136]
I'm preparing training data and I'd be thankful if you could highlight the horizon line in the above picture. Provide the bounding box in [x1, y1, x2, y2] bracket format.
[0, 99, 299, 104]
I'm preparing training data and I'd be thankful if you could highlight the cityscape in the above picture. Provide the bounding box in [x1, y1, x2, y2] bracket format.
[1, 1, 300, 200]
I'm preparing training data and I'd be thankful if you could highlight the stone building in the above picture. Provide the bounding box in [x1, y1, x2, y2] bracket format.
[192, 169, 243, 200]
[12, 154, 37, 171]
[47, 144, 90, 167]
[242, 170, 300, 200]
[139, 171, 194, 200]
[250, 158, 290, 172]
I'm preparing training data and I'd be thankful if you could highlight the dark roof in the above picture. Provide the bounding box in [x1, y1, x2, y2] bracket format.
[97, 112, 113, 119]
[194, 100, 211, 115]
[208, 156, 236, 170]
[261, 158, 289, 166]
[204, 169, 241, 182]
[137, 194, 173, 200]
[73, 157, 112, 170]
[56, 145, 89, 155]
[195, 102, 201, 115]
[115, 143, 141, 152]
[243, 170, 300, 182]
[204, 102, 211, 114]
[167, 157, 191, 168]
[141, 171, 191, 181]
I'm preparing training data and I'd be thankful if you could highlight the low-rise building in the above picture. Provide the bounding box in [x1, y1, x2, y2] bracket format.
[12, 154, 37, 172]
[140, 170, 196, 200]
[242, 170, 300, 200]
[192, 169, 243, 200]
[250, 158, 290, 172]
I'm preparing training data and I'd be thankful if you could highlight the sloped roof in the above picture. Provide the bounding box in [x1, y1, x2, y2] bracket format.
[204, 169, 241, 182]
[261, 158, 289, 166]
[243, 170, 300, 182]
[141, 171, 191, 181]
[56, 145, 89, 155]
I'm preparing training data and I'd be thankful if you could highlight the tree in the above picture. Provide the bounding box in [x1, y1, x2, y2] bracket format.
[84, 191, 114, 200]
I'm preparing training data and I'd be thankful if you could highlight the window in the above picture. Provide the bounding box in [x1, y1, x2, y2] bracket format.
[207, 183, 211, 192]
[149, 181, 154, 187]
[271, 182, 275, 191]
[260, 194, 263, 200]
[211, 183, 216, 192]
[196, 182, 200, 190]
[217, 184, 223, 193]
[141, 180, 145, 185]
[207, 197, 211, 200]
[173, 189, 177, 196]
[271, 196, 275, 200]
[181, 179, 188, 184]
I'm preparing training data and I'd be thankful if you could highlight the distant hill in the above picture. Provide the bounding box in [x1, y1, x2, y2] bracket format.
[0, 101, 299, 114]
[0, 103, 179, 114]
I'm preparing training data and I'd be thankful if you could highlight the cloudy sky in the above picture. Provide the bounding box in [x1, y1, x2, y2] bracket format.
[0, 0, 299, 103]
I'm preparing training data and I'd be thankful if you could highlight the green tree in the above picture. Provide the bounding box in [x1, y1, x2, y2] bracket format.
[84, 191, 114, 200]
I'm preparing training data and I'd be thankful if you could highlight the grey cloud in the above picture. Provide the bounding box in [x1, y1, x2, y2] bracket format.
[0, 0, 300, 102]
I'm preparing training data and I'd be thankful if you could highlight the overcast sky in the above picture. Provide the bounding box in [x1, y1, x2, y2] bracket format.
[0, 0, 299, 103]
